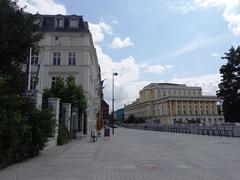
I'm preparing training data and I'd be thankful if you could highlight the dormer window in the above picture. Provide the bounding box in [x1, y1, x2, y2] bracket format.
[70, 18, 78, 28]
[55, 17, 64, 28]
[34, 18, 43, 28]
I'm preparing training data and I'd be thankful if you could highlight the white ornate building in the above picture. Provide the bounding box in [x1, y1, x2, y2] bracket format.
[30, 14, 101, 134]
[125, 83, 224, 126]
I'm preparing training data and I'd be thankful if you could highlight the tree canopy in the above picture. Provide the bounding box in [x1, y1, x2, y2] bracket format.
[43, 76, 88, 113]
[0, 0, 54, 168]
[217, 46, 240, 122]
[0, 0, 42, 95]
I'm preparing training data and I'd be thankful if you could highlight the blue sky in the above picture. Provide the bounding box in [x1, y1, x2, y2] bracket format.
[18, 0, 240, 109]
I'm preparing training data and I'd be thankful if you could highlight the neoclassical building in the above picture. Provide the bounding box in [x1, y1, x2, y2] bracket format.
[30, 14, 101, 134]
[125, 83, 224, 125]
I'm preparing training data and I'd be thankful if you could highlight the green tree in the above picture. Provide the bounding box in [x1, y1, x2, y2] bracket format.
[0, 0, 42, 95]
[0, 0, 53, 168]
[126, 114, 136, 124]
[43, 76, 87, 145]
[217, 46, 240, 122]
[43, 76, 87, 113]
[0, 95, 54, 168]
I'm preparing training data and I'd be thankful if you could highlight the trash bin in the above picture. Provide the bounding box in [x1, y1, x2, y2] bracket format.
[104, 128, 110, 137]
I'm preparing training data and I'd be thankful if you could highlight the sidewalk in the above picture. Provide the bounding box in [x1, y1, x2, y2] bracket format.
[0, 128, 240, 180]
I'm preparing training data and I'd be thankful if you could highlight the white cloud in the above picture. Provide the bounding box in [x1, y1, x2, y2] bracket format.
[95, 44, 146, 109]
[112, 20, 119, 24]
[170, 73, 221, 95]
[211, 52, 220, 58]
[166, 65, 173, 69]
[171, 35, 227, 58]
[168, 0, 240, 36]
[89, 21, 112, 43]
[143, 64, 173, 74]
[16, 0, 67, 14]
[88, 21, 141, 109]
[151, 34, 229, 63]
[99, 22, 113, 35]
[111, 37, 134, 48]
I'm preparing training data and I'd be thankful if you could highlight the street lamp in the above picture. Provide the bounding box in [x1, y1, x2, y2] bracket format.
[112, 72, 118, 135]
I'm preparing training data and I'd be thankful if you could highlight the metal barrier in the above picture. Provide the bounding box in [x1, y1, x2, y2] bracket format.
[126, 124, 240, 137]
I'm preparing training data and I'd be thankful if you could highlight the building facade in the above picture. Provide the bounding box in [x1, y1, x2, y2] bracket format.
[116, 108, 124, 123]
[30, 14, 101, 134]
[125, 83, 224, 125]
[102, 100, 109, 125]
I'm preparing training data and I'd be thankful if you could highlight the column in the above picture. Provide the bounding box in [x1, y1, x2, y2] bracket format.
[169, 101, 173, 124]
[193, 100, 195, 115]
[187, 101, 190, 115]
[198, 101, 201, 116]
[62, 103, 71, 131]
[169, 101, 172, 116]
[203, 101, 207, 115]
[71, 106, 79, 139]
[214, 102, 218, 115]
[48, 98, 60, 138]
[175, 100, 178, 116]
[209, 102, 213, 115]
[165, 102, 168, 115]
[181, 100, 183, 115]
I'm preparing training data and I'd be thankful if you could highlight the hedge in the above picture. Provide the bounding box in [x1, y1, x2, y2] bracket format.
[0, 95, 54, 169]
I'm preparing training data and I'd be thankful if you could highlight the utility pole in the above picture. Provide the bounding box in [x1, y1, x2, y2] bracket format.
[112, 72, 118, 135]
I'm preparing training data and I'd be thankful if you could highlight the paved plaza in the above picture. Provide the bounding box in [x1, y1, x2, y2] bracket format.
[1, 128, 240, 180]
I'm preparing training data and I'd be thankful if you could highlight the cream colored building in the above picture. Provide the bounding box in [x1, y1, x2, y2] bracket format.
[30, 14, 101, 134]
[125, 83, 224, 125]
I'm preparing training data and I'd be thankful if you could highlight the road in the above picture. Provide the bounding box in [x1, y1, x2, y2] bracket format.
[0, 128, 240, 180]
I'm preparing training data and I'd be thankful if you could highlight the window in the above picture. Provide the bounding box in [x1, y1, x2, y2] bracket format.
[68, 52, 76, 65]
[70, 18, 78, 28]
[31, 54, 39, 65]
[51, 76, 58, 86]
[53, 52, 61, 65]
[30, 76, 37, 89]
[55, 17, 64, 28]
[157, 89, 161, 97]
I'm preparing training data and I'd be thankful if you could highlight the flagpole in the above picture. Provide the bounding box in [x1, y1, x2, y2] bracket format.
[28, 48, 32, 90]
[40, 60, 43, 91]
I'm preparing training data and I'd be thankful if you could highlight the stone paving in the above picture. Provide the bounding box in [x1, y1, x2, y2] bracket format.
[1, 128, 240, 180]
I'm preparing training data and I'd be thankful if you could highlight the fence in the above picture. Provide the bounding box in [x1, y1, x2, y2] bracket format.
[126, 124, 240, 137]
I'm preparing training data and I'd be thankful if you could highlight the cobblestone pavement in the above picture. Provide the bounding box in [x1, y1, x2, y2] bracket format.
[1, 128, 240, 180]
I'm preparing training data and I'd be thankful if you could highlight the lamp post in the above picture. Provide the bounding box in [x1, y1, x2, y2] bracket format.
[112, 72, 118, 135]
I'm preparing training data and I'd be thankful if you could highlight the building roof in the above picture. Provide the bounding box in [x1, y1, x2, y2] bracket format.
[141, 83, 201, 91]
[37, 14, 90, 33]
[102, 100, 109, 108]
[143, 83, 185, 89]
